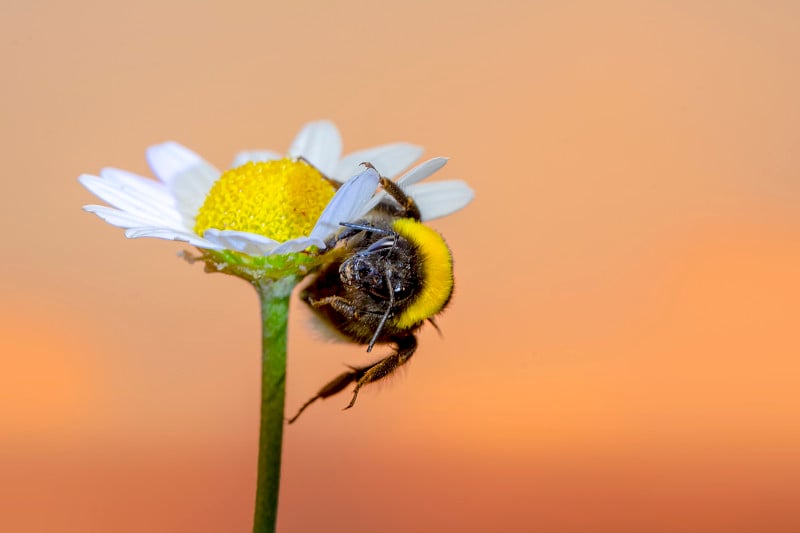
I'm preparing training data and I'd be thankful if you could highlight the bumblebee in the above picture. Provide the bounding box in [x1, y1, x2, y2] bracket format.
[288, 164, 454, 423]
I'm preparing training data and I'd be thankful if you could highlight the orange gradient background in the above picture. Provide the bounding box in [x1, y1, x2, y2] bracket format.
[2, 1, 799, 531]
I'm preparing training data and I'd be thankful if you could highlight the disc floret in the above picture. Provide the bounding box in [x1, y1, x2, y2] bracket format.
[194, 159, 335, 243]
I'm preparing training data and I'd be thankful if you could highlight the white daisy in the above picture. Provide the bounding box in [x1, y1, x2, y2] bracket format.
[79, 120, 473, 256]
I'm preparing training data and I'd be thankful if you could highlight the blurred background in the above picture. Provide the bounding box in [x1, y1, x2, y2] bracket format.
[2, 1, 799, 531]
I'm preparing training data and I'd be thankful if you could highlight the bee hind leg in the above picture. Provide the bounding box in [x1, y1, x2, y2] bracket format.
[345, 334, 418, 409]
[287, 368, 361, 424]
[379, 176, 421, 221]
[287, 335, 418, 423]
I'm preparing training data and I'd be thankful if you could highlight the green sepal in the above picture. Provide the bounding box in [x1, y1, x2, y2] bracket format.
[181, 247, 330, 283]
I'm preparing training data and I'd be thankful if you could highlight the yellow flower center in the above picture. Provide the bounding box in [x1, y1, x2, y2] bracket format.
[194, 159, 335, 242]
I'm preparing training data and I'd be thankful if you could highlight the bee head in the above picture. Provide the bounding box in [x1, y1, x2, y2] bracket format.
[338, 234, 417, 301]
[339, 253, 386, 294]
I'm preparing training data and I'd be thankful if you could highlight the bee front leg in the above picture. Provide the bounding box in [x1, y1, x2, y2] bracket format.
[309, 296, 361, 320]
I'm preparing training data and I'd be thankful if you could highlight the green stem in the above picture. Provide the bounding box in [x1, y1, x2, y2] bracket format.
[253, 276, 298, 533]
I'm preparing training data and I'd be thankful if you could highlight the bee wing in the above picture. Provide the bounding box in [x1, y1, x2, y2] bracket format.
[310, 166, 380, 242]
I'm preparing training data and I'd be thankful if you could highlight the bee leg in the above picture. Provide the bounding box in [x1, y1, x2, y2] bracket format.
[379, 176, 422, 221]
[287, 368, 362, 424]
[288, 335, 418, 422]
[345, 334, 418, 409]
[309, 296, 360, 320]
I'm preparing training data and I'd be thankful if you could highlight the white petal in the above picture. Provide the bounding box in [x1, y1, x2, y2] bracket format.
[269, 237, 326, 256]
[100, 167, 175, 206]
[310, 166, 380, 241]
[146, 142, 221, 226]
[288, 120, 342, 177]
[397, 157, 448, 187]
[83, 205, 179, 230]
[407, 180, 475, 221]
[125, 227, 223, 249]
[203, 229, 280, 255]
[332, 143, 424, 183]
[146, 141, 219, 188]
[79, 174, 183, 229]
[231, 150, 282, 168]
[358, 194, 384, 218]
[202, 231, 323, 256]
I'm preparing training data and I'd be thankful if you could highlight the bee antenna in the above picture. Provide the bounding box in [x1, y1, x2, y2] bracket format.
[339, 222, 394, 235]
[367, 306, 391, 353]
[367, 271, 395, 353]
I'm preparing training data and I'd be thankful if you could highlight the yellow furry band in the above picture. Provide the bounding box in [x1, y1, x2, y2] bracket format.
[392, 218, 453, 329]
